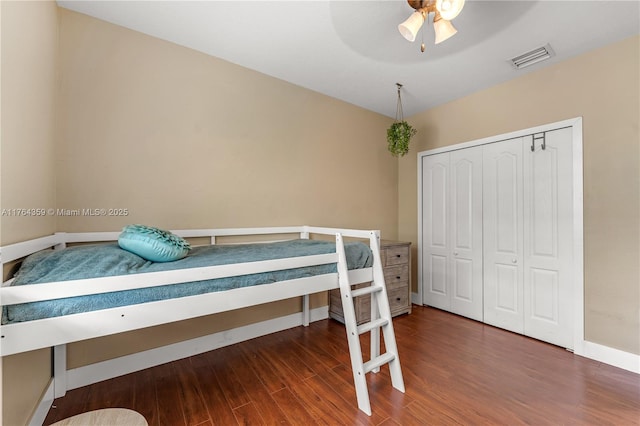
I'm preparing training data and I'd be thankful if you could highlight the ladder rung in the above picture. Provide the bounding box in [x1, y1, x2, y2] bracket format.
[357, 318, 389, 335]
[351, 285, 383, 298]
[363, 352, 396, 374]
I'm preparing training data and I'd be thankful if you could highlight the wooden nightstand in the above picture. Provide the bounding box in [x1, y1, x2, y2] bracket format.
[329, 240, 411, 325]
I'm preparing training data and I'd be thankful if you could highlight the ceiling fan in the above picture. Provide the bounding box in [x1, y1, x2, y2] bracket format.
[398, 0, 465, 52]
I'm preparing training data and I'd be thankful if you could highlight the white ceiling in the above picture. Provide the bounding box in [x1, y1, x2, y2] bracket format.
[57, 1, 640, 118]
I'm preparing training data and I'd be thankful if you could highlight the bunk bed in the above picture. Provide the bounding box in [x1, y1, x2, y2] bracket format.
[0, 225, 404, 417]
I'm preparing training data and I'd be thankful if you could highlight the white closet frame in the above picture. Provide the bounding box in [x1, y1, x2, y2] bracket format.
[417, 117, 584, 353]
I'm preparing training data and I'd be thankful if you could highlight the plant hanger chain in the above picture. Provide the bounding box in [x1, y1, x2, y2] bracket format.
[387, 82, 416, 157]
[395, 83, 405, 122]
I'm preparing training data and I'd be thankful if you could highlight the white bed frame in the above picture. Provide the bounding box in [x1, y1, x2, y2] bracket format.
[0, 226, 404, 418]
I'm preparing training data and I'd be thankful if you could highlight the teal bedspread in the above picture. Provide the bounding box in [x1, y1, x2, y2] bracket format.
[2, 239, 372, 324]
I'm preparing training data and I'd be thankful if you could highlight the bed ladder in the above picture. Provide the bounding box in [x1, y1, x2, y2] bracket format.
[335, 233, 405, 416]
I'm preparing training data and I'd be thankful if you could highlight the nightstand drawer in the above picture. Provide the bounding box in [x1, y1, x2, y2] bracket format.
[385, 245, 410, 266]
[384, 265, 409, 290]
[388, 287, 409, 314]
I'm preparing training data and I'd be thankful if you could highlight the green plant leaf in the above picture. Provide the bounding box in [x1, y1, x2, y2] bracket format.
[387, 121, 417, 157]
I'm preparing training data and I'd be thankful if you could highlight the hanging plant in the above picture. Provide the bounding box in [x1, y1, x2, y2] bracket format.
[387, 121, 417, 157]
[386, 83, 416, 157]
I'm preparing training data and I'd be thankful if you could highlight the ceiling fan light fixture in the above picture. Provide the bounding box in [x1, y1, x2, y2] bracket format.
[433, 15, 457, 44]
[398, 10, 425, 42]
[399, 0, 464, 52]
[435, 0, 465, 21]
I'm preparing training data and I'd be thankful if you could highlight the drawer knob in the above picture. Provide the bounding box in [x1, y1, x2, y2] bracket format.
[396, 276, 401, 280]
[396, 254, 401, 258]
[396, 297, 401, 301]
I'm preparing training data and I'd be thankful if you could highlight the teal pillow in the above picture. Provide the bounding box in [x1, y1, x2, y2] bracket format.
[118, 224, 191, 262]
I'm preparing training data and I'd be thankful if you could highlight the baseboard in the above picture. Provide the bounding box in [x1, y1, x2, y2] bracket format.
[574, 339, 640, 374]
[66, 306, 328, 391]
[29, 379, 54, 426]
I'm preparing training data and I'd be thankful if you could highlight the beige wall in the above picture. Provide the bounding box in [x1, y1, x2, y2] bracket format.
[56, 8, 398, 365]
[399, 35, 640, 355]
[56, 9, 397, 235]
[1, 0, 57, 244]
[1, 1, 59, 425]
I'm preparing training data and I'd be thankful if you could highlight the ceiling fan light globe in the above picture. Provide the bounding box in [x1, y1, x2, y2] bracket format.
[398, 11, 424, 42]
[433, 18, 457, 44]
[436, 0, 465, 21]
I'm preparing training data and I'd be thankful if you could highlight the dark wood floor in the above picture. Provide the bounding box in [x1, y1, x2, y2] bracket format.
[44, 306, 640, 425]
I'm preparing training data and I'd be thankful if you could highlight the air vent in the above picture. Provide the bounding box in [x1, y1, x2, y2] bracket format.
[510, 44, 555, 69]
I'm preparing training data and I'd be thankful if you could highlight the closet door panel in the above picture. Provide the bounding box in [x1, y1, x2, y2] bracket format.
[524, 128, 573, 348]
[449, 147, 483, 321]
[429, 255, 448, 299]
[496, 264, 519, 312]
[529, 269, 558, 321]
[483, 138, 524, 334]
[452, 259, 473, 301]
[422, 153, 450, 310]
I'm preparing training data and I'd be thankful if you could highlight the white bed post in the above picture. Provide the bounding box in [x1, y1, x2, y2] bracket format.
[301, 227, 310, 326]
[302, 295, 310, 327]
[54, 232, 67, 252]
[52, 238, 68, 398]
[369, 231, 381, 372]
[53, 345, 67, 398]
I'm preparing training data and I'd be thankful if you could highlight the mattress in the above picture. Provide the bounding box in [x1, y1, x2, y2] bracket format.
[2, 239, 372, 324]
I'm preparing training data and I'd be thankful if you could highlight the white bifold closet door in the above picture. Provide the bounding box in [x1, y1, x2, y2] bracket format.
[523, 128, 574, 348]
[482, 137, 526, 334]
[483, 128, 574, 348]
[422, 146, 483, 321]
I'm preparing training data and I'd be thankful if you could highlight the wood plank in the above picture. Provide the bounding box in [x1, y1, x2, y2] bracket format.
[285, 327, 343, 371]
[270, 387, 318, 425]
[222, 345, 291, 425]
[132, 366, 159, 426]
[154, 362, 187, 426]
[205, 348, 252, 410]
[285, 379, 343, 425]
[232, 402, 266, 425]
[174, 357, 211, 426]
[236, 341, 289, 394]
[260, 332, 317, 379]
[301, 374, 372, 426]
[189, 354, 238, 426]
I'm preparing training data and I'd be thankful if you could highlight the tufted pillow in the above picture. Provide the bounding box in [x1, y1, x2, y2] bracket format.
[118, 224, 191, 262]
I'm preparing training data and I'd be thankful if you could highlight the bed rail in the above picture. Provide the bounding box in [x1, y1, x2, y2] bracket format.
[0, 226, 374, 249]
[0, 226, 380, 355]
[0, 234, 65, 264]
